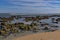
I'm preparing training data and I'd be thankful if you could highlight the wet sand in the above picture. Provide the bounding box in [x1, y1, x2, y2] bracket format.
[12, 30, 60, 40]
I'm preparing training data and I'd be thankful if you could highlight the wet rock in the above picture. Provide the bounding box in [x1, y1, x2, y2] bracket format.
[43, 27, 49, 30]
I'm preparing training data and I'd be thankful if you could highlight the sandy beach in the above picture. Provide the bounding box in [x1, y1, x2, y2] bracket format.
[12, 30, 60, 40]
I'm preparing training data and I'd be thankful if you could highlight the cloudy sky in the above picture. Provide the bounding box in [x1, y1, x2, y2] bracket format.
[0, 0, 60, 14]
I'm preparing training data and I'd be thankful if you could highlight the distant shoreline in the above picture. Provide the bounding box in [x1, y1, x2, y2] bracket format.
[0, 13, 60, 16]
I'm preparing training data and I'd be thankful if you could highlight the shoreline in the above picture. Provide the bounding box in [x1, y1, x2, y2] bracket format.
[0, 30, 57, 40]
[12, 30, 59, 40]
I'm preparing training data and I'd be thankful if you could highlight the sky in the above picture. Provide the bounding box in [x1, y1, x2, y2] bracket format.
[0, 0, 60, 14]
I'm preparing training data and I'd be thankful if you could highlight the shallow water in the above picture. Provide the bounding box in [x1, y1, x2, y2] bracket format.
[0, 16, 60, 34]
[7, 16, 60, 31]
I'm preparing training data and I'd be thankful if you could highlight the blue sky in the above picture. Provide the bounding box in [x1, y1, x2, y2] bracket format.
[0, 0, 60, 14]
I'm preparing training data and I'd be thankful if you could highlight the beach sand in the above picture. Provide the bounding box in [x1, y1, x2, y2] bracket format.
[12, 30, 60, 40]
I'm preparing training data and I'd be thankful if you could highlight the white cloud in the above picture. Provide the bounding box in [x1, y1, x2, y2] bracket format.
[0, 0, 60, 13]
